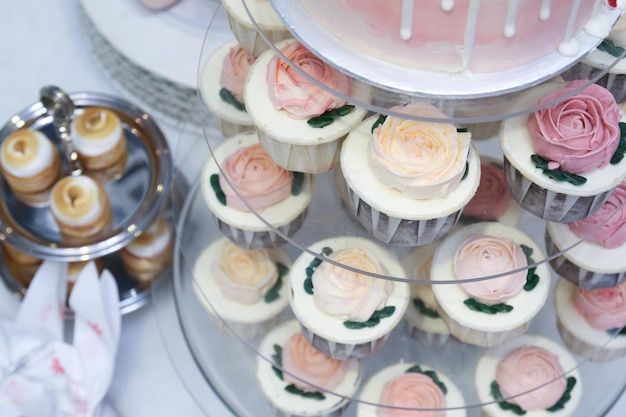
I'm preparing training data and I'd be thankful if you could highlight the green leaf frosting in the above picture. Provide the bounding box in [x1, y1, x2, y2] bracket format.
[210, 174, 226, 205]
[371, 114, 387, 133]
[412, 298, 440, 319]
[491, 380, 527, 415]
[284, 384, 325, 400]
[530, 154, 587, 186]
[272, 344, 283, 380]
[307, 105, 355, 128]
[343, 306, 396, 329]
[520, 244, 540, 292]
[598, 39, 626, 58]
[264, 262, 289, 303]
[610, 123, 626, 165]
[292, 172, 304, 196]
[219, 88, 246, 112]
[464, 298, 513, 314]
[546, 377, 577, 412]
[405, 364, 448, 394]
[271, 343, 326, 400]
[303, 247, 333, 295]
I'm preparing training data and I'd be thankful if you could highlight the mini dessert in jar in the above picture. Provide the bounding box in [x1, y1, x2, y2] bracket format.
[356, 362, 466, 417]
[288, 236, 410, 360]
[402, 242, 450, 347]
[555, 278, 626, 362]
[257, 319, 361, 417]
[200, 40, 256, 137]
[193, 237, 292, 339]
[501, 80, 626, 223]
[546, 180, 626, 289]
[49, 175, 112, 240]
[0, 128, 62, 206]
[340, 103, 480, 246]
[245, 40, 369, 173]
[431, 222, 551, 347]
[201, 132, 313, 249]
[476, 335, 582, 417]
[71, 107, 128, 180]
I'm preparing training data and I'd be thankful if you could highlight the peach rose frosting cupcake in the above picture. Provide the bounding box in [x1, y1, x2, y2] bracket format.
[378, 373, 445, 417]
[341, 104, 479, 246]
[546, 181, 626, 288]
[555, 279, 626, 362]
[193, 237, 292, 339]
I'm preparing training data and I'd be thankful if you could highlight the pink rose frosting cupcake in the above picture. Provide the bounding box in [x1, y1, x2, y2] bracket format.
[476, 335, 582, 417]
[289, 236, 410, 360]
[431, 222, 551, 347]
[201, 132, 313, 249]
[257, 319, 362, 417]
[192, 237, 293, 339]
[545, 181, 626, 289]
[555, 278, 626, 362]
[501, 80, 626, 223]
[200, 40, 256, 137]
[357, 362, 466, 417]
[340, 103, 480, 246]
[245, 39, 370, 173]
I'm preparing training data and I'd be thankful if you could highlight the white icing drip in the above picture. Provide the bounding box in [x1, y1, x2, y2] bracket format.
[1, 130, 55, 178]
[585, 13, 613, 38]
[400, 0, 414, 40]
[504, 0, 520, 38]
[50, 177, 102, 226]
[540, 0, 551, 20]
[462, 0, 481, 72]
[126, 224, 172, 258]
[559, 0, 582, 56]
[441, 0, 454, 12]
[71, 116, 123, 157]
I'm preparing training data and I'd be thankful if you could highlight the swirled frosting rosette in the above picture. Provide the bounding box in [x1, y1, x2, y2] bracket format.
[462, 162, 512, 221]
[573, 282, 626, 330]
[213, 241, 278, 305]
[454, 235, 527, 305]
[369, 103, 470, 200]
[312, 247, 394, 322]
[220, 45, 255, 104]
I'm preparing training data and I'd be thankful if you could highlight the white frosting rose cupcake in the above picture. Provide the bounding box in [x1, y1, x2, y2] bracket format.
[0, 128, 62, 206]
[431, 222, 551, 347]
[340, 103, 480, 246]
[289, 236, 410, 360]
[357, 362, 466, 417]
[546, 181, 626, 289]
[555, 278, 626, 362]
[71, 107, 128, 180]
[245, 40, 370, 173]
[200, 40, 256, 137]
[201, 132, 313, 249]
[193, 237, 292, 339]
[220, 0, 291, 57]
[402, 242, 451, 347]
[501, 80, 626, 223]
[476, 335, 582, 417]
[257, 319, 362, 417]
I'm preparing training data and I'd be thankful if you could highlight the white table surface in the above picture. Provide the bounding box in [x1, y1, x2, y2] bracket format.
[0, 1, 625, 417]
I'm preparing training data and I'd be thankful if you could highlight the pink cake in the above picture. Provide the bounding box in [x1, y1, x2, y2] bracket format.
[274, 0, 619, 74]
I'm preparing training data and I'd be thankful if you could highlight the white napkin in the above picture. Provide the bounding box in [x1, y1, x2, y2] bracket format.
[0, 260, 121, 417]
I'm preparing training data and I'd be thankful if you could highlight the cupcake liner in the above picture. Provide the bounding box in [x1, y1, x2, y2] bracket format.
[556, 318, 626, 363]
[268, 400, 349, 417]
[346, 185, 461, 246]
[562, 63, 626, 104]
[214, 115, 255, 138]
[437, 306, 528, 348]
[545, 231, 626, 289]
[225, 13, 291, 58]
[300, 324, 390, 360]
[214, 208, 308, 250]
[503, 157, 612, 223]
[403, 320, 450, 347]
[257, 128, 342, 174]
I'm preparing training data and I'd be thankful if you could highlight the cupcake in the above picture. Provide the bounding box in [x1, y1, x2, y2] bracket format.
[555, 278, 626, 362]
[49, 175, 112, 240]
[201, 132, 313, 249]
[288, 236, 410, 360]
[545, 181, 626, 289]
[459, 156, 523, 227]
[220, 0, 291, 57]
[476, 335, 582, 417]
[71, 107, 128, 180]
[402, 243, 451, 347]
[356, 362, 466, 417]
[431, 222, 551, 347]
[500, 80, 626, 223]
[245, 40, 370, 173]
[120, 216, 173, 286]
[0, 128, 62, 206]
[340, 103, 480, 246]
[257, 319, 361, 417]
[200, 40, 256, 137]
[193, 237, 292, 339]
